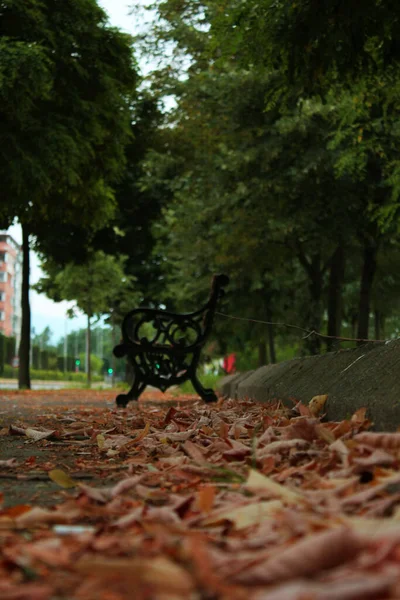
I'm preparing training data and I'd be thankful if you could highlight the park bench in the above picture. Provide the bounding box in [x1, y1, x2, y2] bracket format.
[113, 274, 229, 407]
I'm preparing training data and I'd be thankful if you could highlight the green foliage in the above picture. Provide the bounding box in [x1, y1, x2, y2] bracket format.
[77, 353, 103, 375]
[1, 0, 139, 389]
[176, 372, 222, 395]
[1, 0, 138, 232]
[128, 0, 400, 358]
[4, 336, 16, 364]
[2, 366, 102, 382]
[36, 251, 137, 387]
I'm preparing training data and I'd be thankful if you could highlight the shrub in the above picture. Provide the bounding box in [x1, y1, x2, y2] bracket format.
[2, 365, 102, 382]
[176, 372, 222, 395]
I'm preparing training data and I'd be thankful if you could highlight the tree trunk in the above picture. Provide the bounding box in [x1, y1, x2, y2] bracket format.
[326, 245, 345, 352]
[306, 255, 323, 355]
[266, 307, 276, 363]
[296, 247, 325, 356]
[381, 315, 386, 339]
[374, 309, 385, 340]
[374, 309, 381, 340]
[86, 314, 91, 388]
[351, 313, 357, 339]
[357, 241, 378, 344]
[258, 341, 267, 367]
[111, 311, 116, 387]
[18, 225, 31, 389]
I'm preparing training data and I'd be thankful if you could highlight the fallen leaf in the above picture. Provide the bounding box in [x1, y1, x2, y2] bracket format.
[0, 458, 18, 468]
[197, 485, 216, 513]
[48, 469, 77, 489]
[201, 500, 283, 529]
[308, 394, 328, 416]
[15, 507, 74, 528]
[354, 431, 400, 450]
[96, 433, 106, 449]
[0, 582, 54, 600]
[235, 526, 362, 584]
[26, 428, 57, 441]
[245, 469, 303, 503]
[9, 424, 28, 436]
[183, 440, 207, 464]
[75, 555, 194, 594]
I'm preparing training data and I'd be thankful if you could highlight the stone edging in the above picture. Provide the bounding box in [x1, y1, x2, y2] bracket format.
[217, 340, 400, 431]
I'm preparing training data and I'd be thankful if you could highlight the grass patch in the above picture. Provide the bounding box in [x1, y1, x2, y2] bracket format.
[1, 366, 103, 383]
[176, 372, 222, 395]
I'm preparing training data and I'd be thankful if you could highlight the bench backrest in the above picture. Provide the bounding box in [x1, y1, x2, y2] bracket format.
[121, 274, 229, 354]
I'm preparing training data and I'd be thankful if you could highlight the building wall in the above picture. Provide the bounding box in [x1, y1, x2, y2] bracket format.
[0, 235, 22, 348]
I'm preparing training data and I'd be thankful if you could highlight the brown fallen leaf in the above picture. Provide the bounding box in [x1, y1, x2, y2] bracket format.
[234, 526, 363, 584]
[75, 555, 194, 595]
[315, 423, 336, 443]
[78, 483, 112, 503]
[202, 500, 283, 529]
[15, 506, 77, 528]
[252, 572, 397, 600]
[352, 448, 395, 468]
[183, 439, 207, 464]
[0, 582, 54, 600]
[354, 431, 400, 450]
[244, 469, 303, 503]
[196, 485, 217, 513]
[23, 537, 72, 567]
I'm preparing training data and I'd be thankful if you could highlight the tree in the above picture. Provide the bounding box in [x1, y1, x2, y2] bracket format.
[134, 0, 400, 354]
[35, 89, 168, 304]
[206, 0, 400, 342]
[135, 2, 358, 354]
[0, 0, 138, 387]
[36, 251, 136, 387]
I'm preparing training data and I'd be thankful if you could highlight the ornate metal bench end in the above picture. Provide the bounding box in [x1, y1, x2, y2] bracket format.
[113, 274, 229, 407]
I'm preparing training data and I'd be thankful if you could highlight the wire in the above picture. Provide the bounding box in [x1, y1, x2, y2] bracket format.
[215, 312, 392, 344]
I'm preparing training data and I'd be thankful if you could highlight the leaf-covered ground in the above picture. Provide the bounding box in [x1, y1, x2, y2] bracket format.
[1, 389, 400, 599]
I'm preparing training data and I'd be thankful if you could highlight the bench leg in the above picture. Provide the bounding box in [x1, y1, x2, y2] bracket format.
[191, 372, 218, 403]
[116, 376, 146, 408]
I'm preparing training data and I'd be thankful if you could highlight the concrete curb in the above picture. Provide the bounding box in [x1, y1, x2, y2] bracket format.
[217, 373, 243, 398]
[219, 340, 400, 431]
[217, 372, 256, 398]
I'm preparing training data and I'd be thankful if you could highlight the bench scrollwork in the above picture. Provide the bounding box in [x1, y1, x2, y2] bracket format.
[113, 274, 229, 407]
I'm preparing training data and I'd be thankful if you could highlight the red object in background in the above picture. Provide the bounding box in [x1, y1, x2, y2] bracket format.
[223, 353, 236, 374]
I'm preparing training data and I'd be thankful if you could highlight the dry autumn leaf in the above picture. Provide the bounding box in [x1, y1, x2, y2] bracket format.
[75, 556, 194, 595]
[48, 469, 77, 489]
[196, 485, 216, 513]
[3, 389, 400, 600]
[308, 394, 328, 416]
[244, 469, 303, 503]
[202, 500, 283, 529]
[96, 433, 106, 450]
[354, 431, 400, 450]
[234, 526, 362, 584]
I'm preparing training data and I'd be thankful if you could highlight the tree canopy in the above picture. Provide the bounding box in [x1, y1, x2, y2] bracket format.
[127, 0, 400, 362]
[16, 0, 400, 372]
[0, 0, 138, 386]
